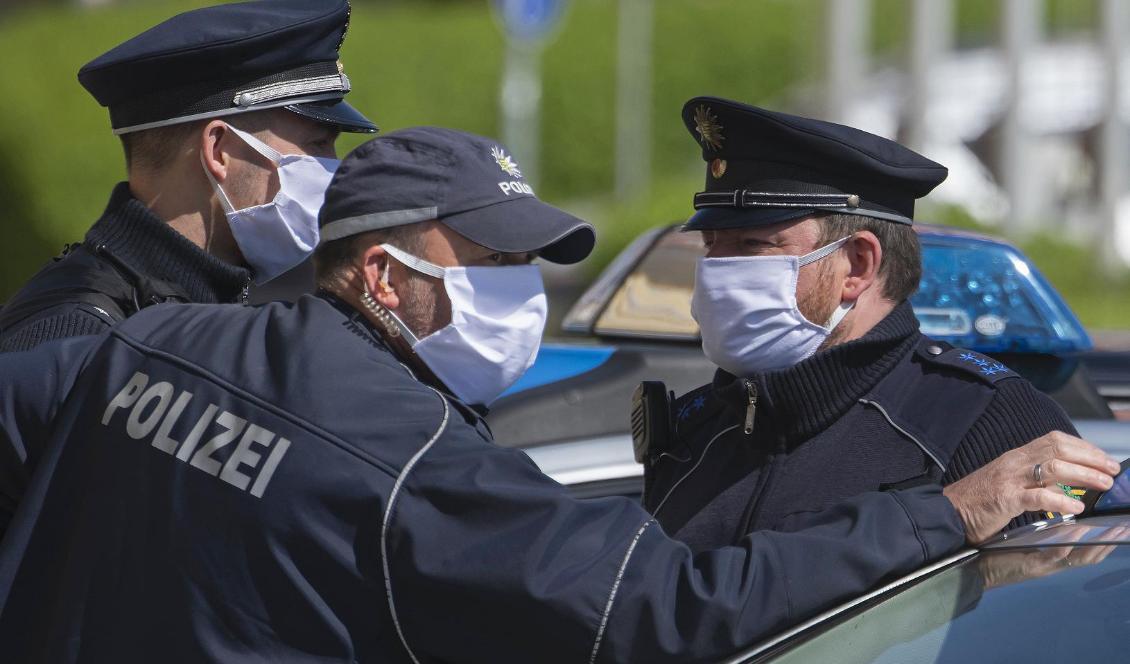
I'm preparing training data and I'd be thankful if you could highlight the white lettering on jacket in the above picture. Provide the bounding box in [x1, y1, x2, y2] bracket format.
[102, 371, 291, 499]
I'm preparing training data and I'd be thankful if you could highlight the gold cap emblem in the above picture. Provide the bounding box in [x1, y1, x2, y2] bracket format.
[693, 105, 725, 152]
[710, 158, 727, 179]
[491, 146, 522, 178]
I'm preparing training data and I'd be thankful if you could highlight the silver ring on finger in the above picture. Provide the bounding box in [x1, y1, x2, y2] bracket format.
[1032, 463, 1045, 488]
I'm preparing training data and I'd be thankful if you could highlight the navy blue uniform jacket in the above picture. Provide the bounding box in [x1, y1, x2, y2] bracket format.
[0, 295, 966, 662]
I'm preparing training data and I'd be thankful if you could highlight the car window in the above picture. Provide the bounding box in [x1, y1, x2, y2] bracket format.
[754, 545, 1130, 663]
[593, 227, 700, 338]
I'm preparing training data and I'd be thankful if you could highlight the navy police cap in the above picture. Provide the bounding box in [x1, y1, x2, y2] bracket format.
[79, 0, 376, 135]
[681, 96, 947, 230]
[319, 127, 596, 265]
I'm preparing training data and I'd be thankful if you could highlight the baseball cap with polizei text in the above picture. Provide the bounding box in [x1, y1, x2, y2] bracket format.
[318, 127, 596, 264]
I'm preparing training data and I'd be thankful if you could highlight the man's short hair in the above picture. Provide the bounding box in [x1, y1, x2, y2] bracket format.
[818, 213, 921, 302]
[313, 225, 426, 290]
[119, 121, 205, 173]
[118, 112, 272, 174]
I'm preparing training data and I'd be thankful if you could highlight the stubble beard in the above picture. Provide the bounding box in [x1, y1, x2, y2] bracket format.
[396, 273, 446, 340]
[798, 261, 848, 351]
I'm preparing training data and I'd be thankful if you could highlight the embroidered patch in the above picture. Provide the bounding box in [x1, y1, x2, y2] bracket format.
[957, 351, 1010, 377]
[491, 146, 522, 178]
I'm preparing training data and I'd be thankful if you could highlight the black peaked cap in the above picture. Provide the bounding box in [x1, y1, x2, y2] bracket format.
[79, 0, 376, 134]
[681, 96, 947, 229]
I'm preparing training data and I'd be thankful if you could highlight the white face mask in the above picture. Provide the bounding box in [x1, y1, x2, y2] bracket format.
[202, 124, 339, 284]
[378, 243, 548, 406]
[691, 236, 854, 376]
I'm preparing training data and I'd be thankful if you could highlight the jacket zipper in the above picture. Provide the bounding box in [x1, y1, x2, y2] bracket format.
[744, 379, 758, 435]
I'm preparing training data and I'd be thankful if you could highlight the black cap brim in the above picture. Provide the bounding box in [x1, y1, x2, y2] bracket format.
[285, 99, 377, 134]
[682, 206, 817, 231]
[441, 197, 596, 264]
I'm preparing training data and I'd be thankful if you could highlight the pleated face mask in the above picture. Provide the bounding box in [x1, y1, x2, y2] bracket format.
[691, 236, 854, 376]
[379, 243, 547, 406]
[203, 124, 339, 284]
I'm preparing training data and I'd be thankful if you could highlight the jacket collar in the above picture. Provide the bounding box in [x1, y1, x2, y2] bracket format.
[84, 182, 250, 305]
[713, 301, 922, 443]
[316, 290, 491, 420]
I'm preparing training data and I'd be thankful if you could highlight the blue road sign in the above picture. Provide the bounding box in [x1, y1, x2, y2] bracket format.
[493, 0, 566, 43]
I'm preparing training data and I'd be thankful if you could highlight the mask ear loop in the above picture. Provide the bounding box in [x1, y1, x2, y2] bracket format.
[800, 235, 856, 331]
[200, 151, 239, 216]
[355, 253, 423, 346]
[797, 235, 852, 267]
[380, 244, 446, 279]
[200, 122, 282, 217]
[225, 124, 283, 165]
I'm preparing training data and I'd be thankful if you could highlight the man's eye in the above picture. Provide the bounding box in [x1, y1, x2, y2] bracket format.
[487, 253, 504, 264]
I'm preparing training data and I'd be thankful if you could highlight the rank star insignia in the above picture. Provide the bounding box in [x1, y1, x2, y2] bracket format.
[491, 146, 522, 178]
[693, 105, 725, 152]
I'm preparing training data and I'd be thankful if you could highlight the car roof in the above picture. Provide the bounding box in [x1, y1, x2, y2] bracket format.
[729, 513, 1130, 663]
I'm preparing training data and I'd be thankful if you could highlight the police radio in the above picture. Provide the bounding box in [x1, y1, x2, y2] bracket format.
[631, 381, 674, 465]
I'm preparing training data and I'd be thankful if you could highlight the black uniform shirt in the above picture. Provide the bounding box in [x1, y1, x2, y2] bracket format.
[0, 182, 249, 353]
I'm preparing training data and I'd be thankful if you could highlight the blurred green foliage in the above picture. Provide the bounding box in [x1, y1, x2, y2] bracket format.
[0, 0, 1126, 330]
[0, 0, 820, 300]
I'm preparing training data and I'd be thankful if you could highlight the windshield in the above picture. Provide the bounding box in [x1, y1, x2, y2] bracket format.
[760, 545, 1130, 663]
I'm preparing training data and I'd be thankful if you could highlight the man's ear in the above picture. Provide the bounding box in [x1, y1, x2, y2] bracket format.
[360, 244, 399, 311]
[841, 231, 883, 301]
[200, 120, 233, 183]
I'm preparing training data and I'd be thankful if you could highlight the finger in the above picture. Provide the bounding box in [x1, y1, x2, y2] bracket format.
[1020, 488, 1085, 516]
[1042, 459, 1115, 492]
[1045, 433, 1122, 475]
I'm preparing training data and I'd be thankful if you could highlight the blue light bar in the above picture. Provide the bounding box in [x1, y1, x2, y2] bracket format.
[911, 234, 1092, 354]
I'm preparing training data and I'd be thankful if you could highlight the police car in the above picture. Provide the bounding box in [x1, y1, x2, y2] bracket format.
[724, 472, 1130, 663]
[489, 223, 1130, 498]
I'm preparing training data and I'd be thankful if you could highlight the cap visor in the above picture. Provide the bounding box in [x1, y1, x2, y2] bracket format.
[285, 100, 377, 133]
[441, 196, 596, 265]
[682, 206, 818, 231]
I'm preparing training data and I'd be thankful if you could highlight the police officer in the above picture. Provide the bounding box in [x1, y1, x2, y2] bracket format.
[0, 128, 1114, 663]
[638, 96, 1085, 552]
[0, 0, 376, 353]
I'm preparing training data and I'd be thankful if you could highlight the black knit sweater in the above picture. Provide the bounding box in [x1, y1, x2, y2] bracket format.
[0, 183, 249, 353]
[649, 302, 1076, 550]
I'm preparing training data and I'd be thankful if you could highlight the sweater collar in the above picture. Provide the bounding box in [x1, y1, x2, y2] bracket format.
[713, 301, 922, 443]
[84, 182, 250, 304]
